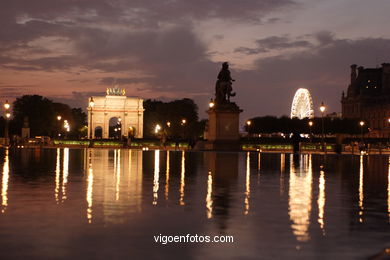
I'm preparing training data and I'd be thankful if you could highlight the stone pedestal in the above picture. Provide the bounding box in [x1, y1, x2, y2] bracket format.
[204, 102, 242, 150]
[21, 128, 30, 139]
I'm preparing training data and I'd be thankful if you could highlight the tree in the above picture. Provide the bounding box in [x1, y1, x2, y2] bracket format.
[12, 95, 86, 138]
[13, 95, 56, 136]
[143, 98, 202, 139]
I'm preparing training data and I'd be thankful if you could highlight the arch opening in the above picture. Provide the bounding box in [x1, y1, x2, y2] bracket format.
[94, 126, 103, 139]
[109, 117, 122, 139]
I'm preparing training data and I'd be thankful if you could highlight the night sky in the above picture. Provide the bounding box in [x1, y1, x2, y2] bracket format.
[1, 0, 390, 120]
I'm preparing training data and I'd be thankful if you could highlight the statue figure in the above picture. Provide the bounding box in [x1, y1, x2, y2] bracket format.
[215, 62, 236, 104]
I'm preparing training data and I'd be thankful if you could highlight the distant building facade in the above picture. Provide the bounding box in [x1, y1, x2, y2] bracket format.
[341, 63, 390, 137]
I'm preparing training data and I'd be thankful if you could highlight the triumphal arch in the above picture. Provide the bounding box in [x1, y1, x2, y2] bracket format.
[87, 87, 144, 139]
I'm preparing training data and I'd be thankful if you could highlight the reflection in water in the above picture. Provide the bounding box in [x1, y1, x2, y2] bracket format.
[206, 171, 213, 219]
[87, 150, 93, 224]
[318, 169, 325, 233]
[165, 151, 170, 200]
[1, 149, 9, 213]
[257, 152, 261, 185]
[55, 148, 61, 203]
[359, 155, 364, 223]
[289, 154, 313, 242]
[280, 153, 285, 173]
[1, 149, 389, 259]
[81, 149, 143, 224]
[153, 150, 160, 205]
[115, 150, 121, 201]
[127, 150, 143, 213]
[179, 151, 185, 206]
[280, 153, 285, 196]
[62, 148, 69, 202]
[206, 152, 239, 231]
[244, 152, 250, 215]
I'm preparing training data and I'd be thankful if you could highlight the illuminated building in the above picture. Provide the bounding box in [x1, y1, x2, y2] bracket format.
[87, 86, 144, 139]
[341, 63, 390, 137]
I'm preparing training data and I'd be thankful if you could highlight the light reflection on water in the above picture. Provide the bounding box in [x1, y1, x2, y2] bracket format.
[1, 148, 9, 213]
[153, 150, 159, 206]
[244, 152, 250, 215]
[318, 167, 325, 234]
[179, 150, 185, 206]
[0, 148, 389, 259]
[288, 154, 313, 242]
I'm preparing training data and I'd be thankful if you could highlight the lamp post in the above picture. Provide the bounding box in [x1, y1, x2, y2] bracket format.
[89, 97, 95, 139]
[4, 100, 10, 146]
[181, 118, 187, 140]
[320, 102, 326, 152]
[118, 117, 122, 141]
[57, 115, 62, 138]
[308, 121, 313, 143]
[209, 99, 215, 109]
[359, 121, 365, 142]
[246, 120, 251, 137]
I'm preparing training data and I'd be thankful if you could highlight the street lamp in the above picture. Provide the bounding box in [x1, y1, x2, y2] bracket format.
[56, 115, 62, 138]
[181, 119, 186, 125]
[89, 97, 95, 139]
[209, 99, 215, 108]
[118, 117, 122, 140]
[359, 121, 365, 142]
[4, 101, 10, 110]
[4, 100, 10, 146]
[308, 121, 313, 143]
[166, 121, 171, 127]
[320, 102, 326, 152]
[155, 124, 161, 134]
[246, 120, 252, 136]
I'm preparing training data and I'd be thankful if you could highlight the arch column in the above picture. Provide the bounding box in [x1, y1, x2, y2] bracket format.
[103, 113, 109, 139]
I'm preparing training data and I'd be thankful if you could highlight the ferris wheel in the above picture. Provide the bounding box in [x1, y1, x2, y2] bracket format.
[290, 88, 314, 119]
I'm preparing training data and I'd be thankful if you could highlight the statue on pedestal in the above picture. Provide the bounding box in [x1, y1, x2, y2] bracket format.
[21, 116, 30, 140]
[215, 62, 236, 104]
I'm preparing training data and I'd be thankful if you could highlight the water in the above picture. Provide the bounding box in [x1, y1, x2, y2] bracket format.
[0, 148, 389, 259]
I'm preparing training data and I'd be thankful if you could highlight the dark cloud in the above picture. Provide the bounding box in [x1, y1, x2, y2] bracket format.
[0, 86, 37, 98]
[100, 77, 149, 85]
[256, 36, 312, 49]
[235, 35, 312, 55]
[50, 91, 104, 110]
[234, 47, 267, 55]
